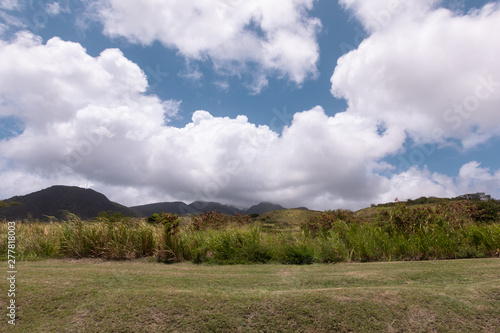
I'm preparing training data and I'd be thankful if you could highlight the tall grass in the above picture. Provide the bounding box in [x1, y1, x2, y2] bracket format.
[0, 222, 62, 259]
[59, 214, 157, 260]
[1, 203, 499, 264]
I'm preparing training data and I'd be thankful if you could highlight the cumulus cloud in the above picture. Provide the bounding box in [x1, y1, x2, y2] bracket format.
[332, 0, 500, 148]
[87, 0, 321, 93]
[0, 32, 397, 209]
[1, 30, 499, 211]
[0, 31, 169, 173]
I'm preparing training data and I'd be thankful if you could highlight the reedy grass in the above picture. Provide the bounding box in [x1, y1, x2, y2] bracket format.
[59, 214, 158, 260]
[0, 222, 62, 260]
[1, 213, 499, 264]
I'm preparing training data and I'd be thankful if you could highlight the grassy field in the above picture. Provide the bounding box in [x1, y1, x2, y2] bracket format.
[1, 258, 499, 332]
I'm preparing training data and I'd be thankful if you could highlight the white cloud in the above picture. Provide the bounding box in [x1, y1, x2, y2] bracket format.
[0, 31, 167, 171]
[339, 0, 439, 32]
[332, 1, 500, 148]
[457, 161, 500, 192]
[379, 162, 500, 204]
[87, 0, 321, 93]
[1, 30, 498, 211]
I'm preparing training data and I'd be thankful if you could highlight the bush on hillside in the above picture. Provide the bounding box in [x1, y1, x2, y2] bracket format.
[190, 211, 231, 230]
[301, 209, 357, 235]
[95, 211, 130, 223]
[474, 200, 500, 223]
[377, 201, 490, 234]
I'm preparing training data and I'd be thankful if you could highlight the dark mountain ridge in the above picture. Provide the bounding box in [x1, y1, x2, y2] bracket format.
[0, 185, 137, 221]
[131, 201, 285, 216]
[1, 186, 293, 221]
[246, 202, 285, 215]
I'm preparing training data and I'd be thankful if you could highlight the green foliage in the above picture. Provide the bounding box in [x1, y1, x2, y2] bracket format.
[377, 201, 485, 234]
[313, 233, 350, 263]
[301, 209, 358, 235]
[146, 212, 179, 225]
[95, 211, 130, 223]
[1, 205, 500, 263]
[405, 196, 449, 205]
[474, 200, 500, 222]
[229, 212, 254, 225]
[154, 213, 183, 263]
[375, 196, 453, 207]
[0, 200, 20, 210]
[279, 243, 314, 265]
[0, 222, 61, 259]
[188, 211, 254, 231]
[190, 211, 231, 230]
[189, 226, 272, 264]
[58, 213, 157, 260]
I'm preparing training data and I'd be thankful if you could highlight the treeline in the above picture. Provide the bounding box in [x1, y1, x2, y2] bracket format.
[374, 196, 498, 207]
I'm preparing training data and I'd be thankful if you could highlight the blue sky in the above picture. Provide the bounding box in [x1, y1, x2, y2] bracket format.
[0, 0, 499, 210]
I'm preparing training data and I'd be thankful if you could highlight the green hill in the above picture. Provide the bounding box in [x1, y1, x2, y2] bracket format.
[255, 208, 321, 232]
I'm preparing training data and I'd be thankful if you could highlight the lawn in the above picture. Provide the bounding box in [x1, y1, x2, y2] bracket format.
[1, 258, 499, 332]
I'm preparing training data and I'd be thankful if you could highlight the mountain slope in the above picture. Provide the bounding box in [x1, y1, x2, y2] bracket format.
[130, 202, 191, 216]
[188, 201, 245, 215]
[132, 201, 246, 216]
[0, 185, 137, 221]
[246, 202, 285, 215]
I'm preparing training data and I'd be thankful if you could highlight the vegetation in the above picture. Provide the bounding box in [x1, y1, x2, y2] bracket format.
[1, 200, 499, 264]
[0, 200, 20, 210]
[4, 258, 500, 332]
[1, 199, 499, 331]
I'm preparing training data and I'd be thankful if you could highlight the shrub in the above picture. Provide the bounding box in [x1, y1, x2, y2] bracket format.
[189, 227, 272, 264]
[385, 203, 435, 233]
[301, 209, 357, 235]
[229, 213, 253, 225]
[379, 201, 484, 234]
[59, 213, 157, 260]
[280, 243, 314, 265]
[190, 211, 231, 230]
[313, 233, 349, 263]
[95, 211, 130, 223]
[156, 213, 182, 263]
[474, 200, 500, 223]
[146, 212, 179, 226]
[435, 201, 482, 227]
